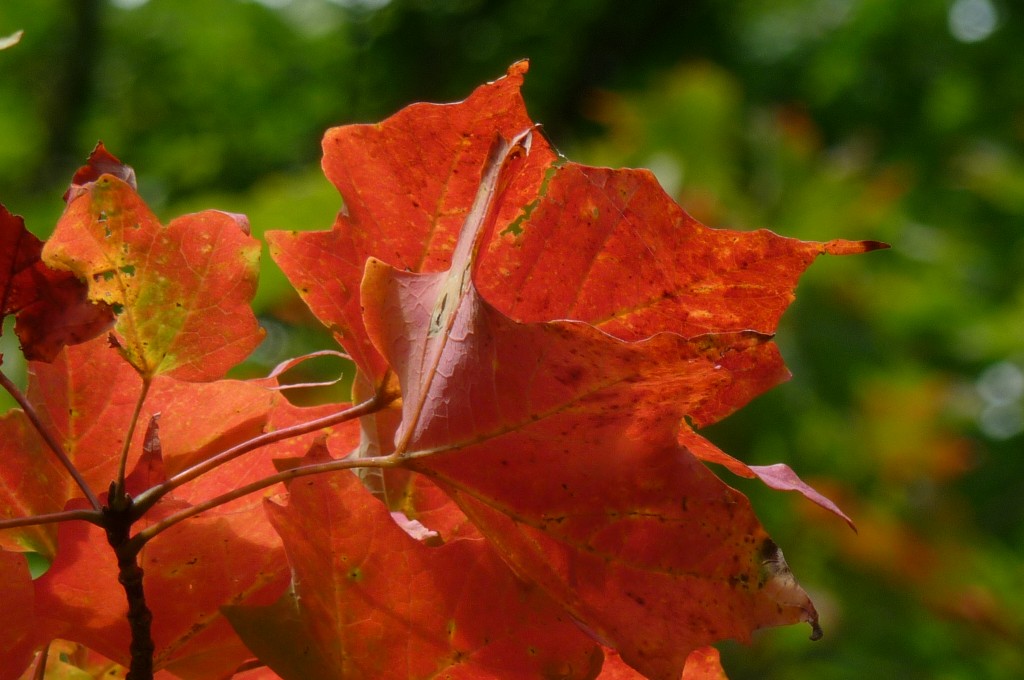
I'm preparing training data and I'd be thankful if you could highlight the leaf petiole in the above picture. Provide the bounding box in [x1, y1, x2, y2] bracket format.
[111, 376, 152, 510]
[0, 506, 104, 531]
[128, 451, 402, 549]
[0, 369, 102, 510]
[131, 389, 395, 517]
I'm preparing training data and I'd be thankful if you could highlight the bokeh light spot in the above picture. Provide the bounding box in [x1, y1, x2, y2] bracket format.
[948, 0, 998, 43]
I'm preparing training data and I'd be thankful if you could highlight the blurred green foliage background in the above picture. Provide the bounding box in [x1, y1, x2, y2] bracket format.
[1, 0, 1022, 678]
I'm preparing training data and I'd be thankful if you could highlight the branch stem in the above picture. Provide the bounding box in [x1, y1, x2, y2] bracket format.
[131, 393, 391, 516]
[103, 495, 153, 680]
[130, 453, 400, 550]
[129, 450, 399, 553]
[0, 507, 103, 531]
[0, 369, 101, 510]
[112, 377, 151, 506]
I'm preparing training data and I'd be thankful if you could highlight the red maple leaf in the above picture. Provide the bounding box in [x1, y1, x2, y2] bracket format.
[4, 336, 280, 550]
[0, 63, 883, 680]
[0, 203, 113, 363]
[3, 330, 363, 677]
[226, 441, 603, 680]
[1, 142, 376, 678]
[43, 146, 264, 381]
[269, 61, 883, 678]
[32, 492, 288, 679]
[0, 550, 34, 680]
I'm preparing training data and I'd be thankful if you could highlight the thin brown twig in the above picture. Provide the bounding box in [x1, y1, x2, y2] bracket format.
[0, 507, 104, 531]
[129, 452, 401, 550]
[130, 391, 393, 517]
[111, 376, 151, 508]
[0, 369, 101, 510]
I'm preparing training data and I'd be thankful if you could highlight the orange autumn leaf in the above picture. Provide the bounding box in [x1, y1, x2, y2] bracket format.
[0, 202, 113, 363]
[226, 442, 601, 680]
[0, 551, 34, 680]
[43, 146, 263, 381]
[269, 62, 882, 678]
[0, 61, 883, 679]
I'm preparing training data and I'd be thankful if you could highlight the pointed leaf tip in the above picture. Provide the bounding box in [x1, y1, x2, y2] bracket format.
[506, 59, 529, 79]
[748, 463, 857, 532]
[210, 210, 252, 236]
[822, 238, 890, 255]
[64, 142, 137, 203]
[682, 646, 729, 680]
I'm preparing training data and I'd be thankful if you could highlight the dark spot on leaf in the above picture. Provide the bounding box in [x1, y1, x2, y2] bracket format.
[729, 572, 751, 590]
[557, 365, 584, 385]
[759, 537, 780, 562]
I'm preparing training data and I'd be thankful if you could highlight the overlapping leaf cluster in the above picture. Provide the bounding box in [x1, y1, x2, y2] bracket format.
[0, 62, 882, 679]
[1, 145, 350, 679]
